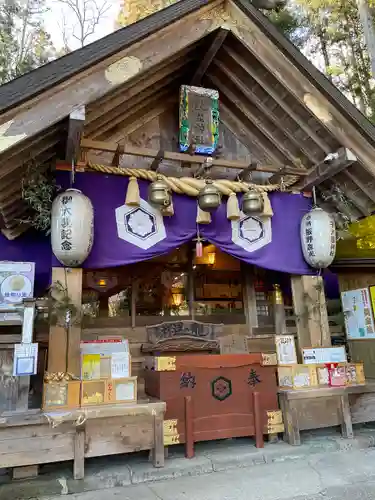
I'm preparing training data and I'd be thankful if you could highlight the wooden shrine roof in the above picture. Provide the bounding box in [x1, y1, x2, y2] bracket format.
[1, 0, 375, 238]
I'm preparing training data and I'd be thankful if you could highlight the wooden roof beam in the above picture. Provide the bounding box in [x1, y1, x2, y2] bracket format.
[226, 0, 375, 178]
[89, 42, 201, 116]
[0, 134, 61, 181]
[65, 105, 85, 164]
[88, 75, 185, 139]
[297, 148, 357, 191]
[211, 58, 319, 166]
[86, 55, 194, 129]
[109, 101, 176, 143]
[343, 168, 375, 202]
[221, 45, 332, 156]
[219, 103, 285, 168]
[0, 4, 219, 157]
[208, 74, 305, 170]
[329, 177, 371, 216]
[79, 137, 306, 175]
[191, 28, 229, 86]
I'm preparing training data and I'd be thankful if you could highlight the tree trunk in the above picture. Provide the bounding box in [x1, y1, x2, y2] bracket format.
[357, 0, 375, 77]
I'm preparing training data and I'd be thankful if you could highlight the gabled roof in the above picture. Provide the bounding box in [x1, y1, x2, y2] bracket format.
[0, 0, 209, 114]
[1, 0, 375, 239]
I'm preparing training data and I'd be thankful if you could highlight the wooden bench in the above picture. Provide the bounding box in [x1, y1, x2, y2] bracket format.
[279, 381, 375, 446]
[0, 399, 165, 479]
[278, 387, 353, 446]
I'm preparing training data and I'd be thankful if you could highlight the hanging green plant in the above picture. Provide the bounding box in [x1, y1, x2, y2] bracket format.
[20, 160, 60, 234]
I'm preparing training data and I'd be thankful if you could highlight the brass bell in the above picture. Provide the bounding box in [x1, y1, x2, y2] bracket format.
[198, 179, 221, 213]
[242, 189, 264, 215]
[148, 175, 171, 207]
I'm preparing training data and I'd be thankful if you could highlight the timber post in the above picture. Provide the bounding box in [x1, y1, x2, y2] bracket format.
[48, 267, 83, 377]
[291, 275, 330, 348]
[272, 284, 287, 335]
[241, 263, 258, 335]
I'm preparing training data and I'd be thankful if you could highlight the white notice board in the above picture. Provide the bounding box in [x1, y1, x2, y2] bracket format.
[341, 288, 375, 339]
[13, 343, 38, 376]
[302, 346, 347, 365]
[276, 335, 297, 365]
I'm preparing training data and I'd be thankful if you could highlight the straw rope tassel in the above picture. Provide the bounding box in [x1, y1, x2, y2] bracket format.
[88, 163, 299, 194]
[227, 193, 241, 221]
[125, 176, 140, 206]
[262, 192, 274, 217]
[196, 205, 211, 224]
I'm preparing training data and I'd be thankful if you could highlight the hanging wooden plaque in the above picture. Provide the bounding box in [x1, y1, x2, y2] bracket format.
[179, 85, 219, 155]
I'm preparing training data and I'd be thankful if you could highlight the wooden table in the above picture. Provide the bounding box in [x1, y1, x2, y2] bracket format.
[278, 387, 353, 446]
[0, 399, 166, 479]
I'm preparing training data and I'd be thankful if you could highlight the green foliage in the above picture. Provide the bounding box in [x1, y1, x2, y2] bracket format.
[21, 160, 60, 234]
[269, 0, 375, 120]
[0, 0, 56, 84]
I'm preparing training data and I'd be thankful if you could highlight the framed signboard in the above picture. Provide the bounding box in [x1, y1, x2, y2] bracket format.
[0, 262, 35, 322]
[341, 287, 375, 339]
[275, 335, 297, 365]
[302, 346, 347, 365]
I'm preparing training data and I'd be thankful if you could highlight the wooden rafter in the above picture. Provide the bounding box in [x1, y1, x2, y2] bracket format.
[86, 67, 188, 137]
[91, 87, 177, 140]
[0, 134, 61, 181]
[191, 28, 229, 86]
[226, 0, 375, 177]
[88, 42, 201, 116]
[208, 73, 306, 170]
[343, 169, 375, 202]
[86, 55, 195, 130]
[297, 148, 356, 190]
[330, 176, 370, 216]
[221, 46, 332, 156]
[79, 138, 306, 175]
[0, 5, 219, 157]
[211, 59, 319, 165]
[108, 100, 176, 143]
[220, 104, 281, 166]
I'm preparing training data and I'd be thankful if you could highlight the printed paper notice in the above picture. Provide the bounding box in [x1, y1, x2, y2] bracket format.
[115, 381, 135, 402]
[13, 343, 38, 376]
[82, 354, 101, 380]
[111, 352, 130, 379]
[276, 335, 297, 365]
[341, 288, 375, 339]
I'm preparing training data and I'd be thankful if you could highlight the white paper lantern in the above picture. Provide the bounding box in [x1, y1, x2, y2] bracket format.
[51, 189, 94, 267]
[300, 207, 336, 269]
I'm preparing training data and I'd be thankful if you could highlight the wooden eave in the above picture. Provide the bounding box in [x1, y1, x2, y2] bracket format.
[1, 0, 375, 239]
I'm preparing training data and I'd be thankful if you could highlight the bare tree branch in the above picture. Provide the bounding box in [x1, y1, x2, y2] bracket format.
[56, 0, 110, 48]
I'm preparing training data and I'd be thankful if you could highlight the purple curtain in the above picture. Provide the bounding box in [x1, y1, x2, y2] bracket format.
[201, 192, 314, 275]
[3, 172, 315, 279]
[55, 172, 197, 269]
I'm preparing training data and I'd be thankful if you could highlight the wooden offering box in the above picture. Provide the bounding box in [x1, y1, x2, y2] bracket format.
[81, 377, 137, 406]
[43, 381, 81, 411]
[144, 354, 282, 457]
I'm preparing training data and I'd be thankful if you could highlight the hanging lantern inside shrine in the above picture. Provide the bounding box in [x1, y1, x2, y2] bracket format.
[51, 189, 94, 267]
[148, 175, 171, 207]
[198, 179, 221, 212]
[242, 190, 264, 215]
[300, 207, 336, 269]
